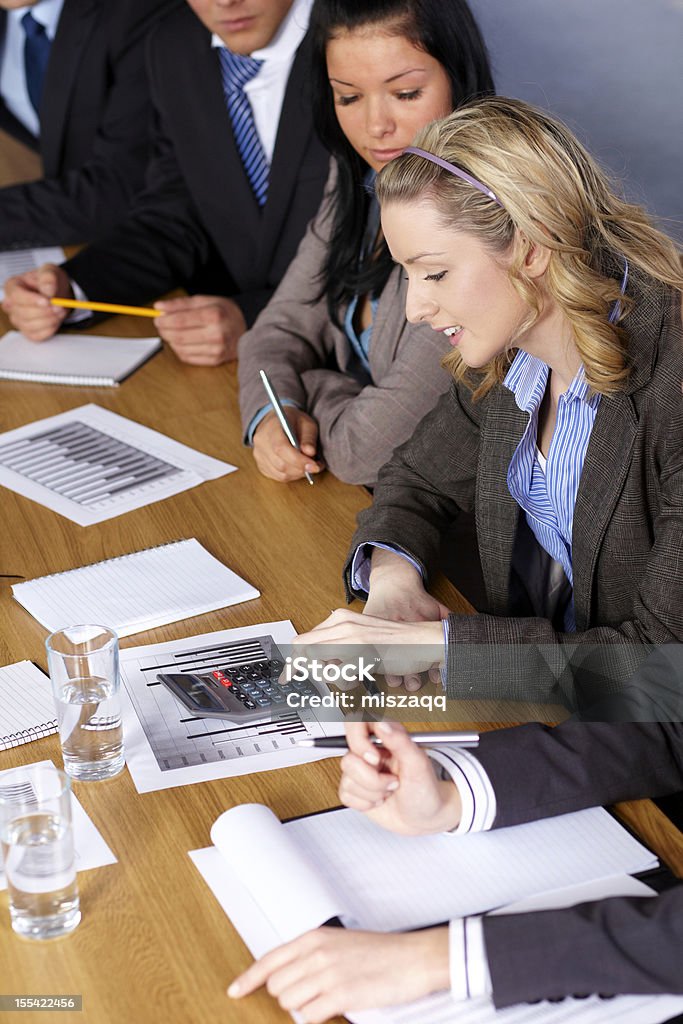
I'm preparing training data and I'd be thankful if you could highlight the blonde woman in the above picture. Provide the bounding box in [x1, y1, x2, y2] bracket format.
[293, 96, 683, 706]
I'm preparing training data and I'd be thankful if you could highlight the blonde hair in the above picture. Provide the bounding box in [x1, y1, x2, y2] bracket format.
[376, 96, 683, 398]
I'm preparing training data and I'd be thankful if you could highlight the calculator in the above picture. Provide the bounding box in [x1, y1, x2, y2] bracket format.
[157, 647, 322, 723]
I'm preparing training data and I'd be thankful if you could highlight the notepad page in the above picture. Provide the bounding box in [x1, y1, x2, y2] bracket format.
[0, 331, 161, 384]
[12, 538, 260, 637]
[0, 661, 57, 750]
[282, 806, 657, 933]
[209, 805, 342, 944]
[0, 248, 64, 300]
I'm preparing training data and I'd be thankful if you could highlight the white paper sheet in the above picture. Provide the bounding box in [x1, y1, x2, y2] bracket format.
[0, 759, 117, 890]
[119, 623, 344, 792]
[0, 403, 234, 525]
[0, 247, 64, 300]
[12, 538, 259, 636]
[0, 661, 57, 750]
[0, 330, 161, 386]
[190, 805, 683, 1024]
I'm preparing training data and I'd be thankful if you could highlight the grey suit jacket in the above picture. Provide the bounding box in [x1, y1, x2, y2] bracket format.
[237, 165, 453, 486]
[346, 275, 683, 705]
[473, 721, 683, 1006]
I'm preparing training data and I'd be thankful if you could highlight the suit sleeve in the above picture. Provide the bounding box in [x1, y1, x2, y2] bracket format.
[483, 887, 683, 1007]
[0, 0, 174, 248]
[62, 38, 219, 307]
[475, 721, 683, 1005]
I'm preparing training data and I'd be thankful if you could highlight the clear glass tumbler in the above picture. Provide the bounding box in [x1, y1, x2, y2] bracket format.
[0, 763, 81, 939]
[46, 625, 125, 782]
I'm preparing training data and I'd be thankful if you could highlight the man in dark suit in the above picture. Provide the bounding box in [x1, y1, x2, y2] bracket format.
[2, 0, 330, 365]
[0, 0, 174, 247]
[228, 718, 683, 1016]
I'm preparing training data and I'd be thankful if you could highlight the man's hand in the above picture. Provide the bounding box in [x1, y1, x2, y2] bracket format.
[154, 294, 246, 365]
[340, 721, 462, 835]
[228, 925, 450, 1023]
[253, 407, 324, 482]
[2, 263, 72, 340]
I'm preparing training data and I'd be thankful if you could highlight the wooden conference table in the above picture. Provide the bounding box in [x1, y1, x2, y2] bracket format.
[0, 146, 682, 1024]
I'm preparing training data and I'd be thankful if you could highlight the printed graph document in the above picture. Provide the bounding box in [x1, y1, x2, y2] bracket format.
[119, 623, 344, 793]
[0, 404, 234, 525]
[0, 247, 64, 300]
[190, 804, 683, 1024]
[0, 330, 161, 386]
[0, 661, 57, 750]
[0, 760, 117, 890]
[12, 538, 259, 637]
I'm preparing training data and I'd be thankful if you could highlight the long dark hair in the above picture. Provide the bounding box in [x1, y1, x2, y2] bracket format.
[309, 0, 494, 325]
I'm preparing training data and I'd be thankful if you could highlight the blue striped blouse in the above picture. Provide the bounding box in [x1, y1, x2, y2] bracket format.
[504, 350, 601, 631]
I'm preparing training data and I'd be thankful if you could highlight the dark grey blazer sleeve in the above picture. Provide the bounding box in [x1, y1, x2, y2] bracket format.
[474, 721, 683, 1006]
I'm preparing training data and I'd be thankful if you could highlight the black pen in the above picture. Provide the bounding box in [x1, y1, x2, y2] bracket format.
[259, 369, 314, 486]
[298, 731, 479, 750]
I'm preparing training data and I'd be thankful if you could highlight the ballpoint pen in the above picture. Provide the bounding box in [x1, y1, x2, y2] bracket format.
[298, 731, 479, 749]
[259, 368, 315, 485]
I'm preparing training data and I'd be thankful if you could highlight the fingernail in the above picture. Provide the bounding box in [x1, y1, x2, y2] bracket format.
[227, 982, 240, 998]
[376, 722, 392, 734]
[386, 781, 399, 792]
[363, 750, 380, 765]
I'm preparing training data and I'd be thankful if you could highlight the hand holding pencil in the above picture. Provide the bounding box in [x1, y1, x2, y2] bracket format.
[2, 263, 72, 341]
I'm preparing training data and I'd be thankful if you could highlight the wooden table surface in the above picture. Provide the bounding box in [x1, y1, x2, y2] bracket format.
[0, 272, 681, 1022]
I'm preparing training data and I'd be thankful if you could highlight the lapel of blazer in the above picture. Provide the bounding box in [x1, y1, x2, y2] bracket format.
[40, 0, 100, 174]
[258, 33, 315, 267]
[477, 384, 527, 614]
[185, 24, 262, 285]
[571, 273, 665, 628]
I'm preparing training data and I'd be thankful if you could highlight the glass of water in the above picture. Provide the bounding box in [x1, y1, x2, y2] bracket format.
[0, 763, 81, 939]
[46, 625, 125, 782]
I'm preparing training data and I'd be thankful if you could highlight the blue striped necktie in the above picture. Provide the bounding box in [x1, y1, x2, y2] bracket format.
[218, 48, 269, 208]
[21, 11, 51, 117]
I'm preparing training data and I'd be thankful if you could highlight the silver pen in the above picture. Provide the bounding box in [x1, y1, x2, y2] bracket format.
[298, 731, 479, 750]
[259, 369, 315, 486]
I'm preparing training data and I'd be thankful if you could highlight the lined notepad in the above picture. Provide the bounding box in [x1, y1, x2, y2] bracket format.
[0, 331, 161, 386]
[12, 539, 260, 638]
[0, 661, 58, 751]
[0, 247, 65, 301]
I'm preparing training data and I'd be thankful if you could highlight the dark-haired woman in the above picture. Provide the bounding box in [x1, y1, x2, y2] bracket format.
[238, 0, 493, 486]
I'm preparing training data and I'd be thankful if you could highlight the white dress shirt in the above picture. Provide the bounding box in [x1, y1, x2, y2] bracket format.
[0, 0, 64, 138]
[428, 745, 497, 1001]
[211, 0, 313, 162]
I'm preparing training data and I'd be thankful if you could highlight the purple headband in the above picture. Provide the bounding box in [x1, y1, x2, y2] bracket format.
[403, 146, 502, 206]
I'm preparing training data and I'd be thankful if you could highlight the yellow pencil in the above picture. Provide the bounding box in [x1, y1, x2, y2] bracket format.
[50, 297, 163, 318]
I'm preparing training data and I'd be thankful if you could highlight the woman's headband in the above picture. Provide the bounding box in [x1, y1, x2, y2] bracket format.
[402, 146, 502, 207]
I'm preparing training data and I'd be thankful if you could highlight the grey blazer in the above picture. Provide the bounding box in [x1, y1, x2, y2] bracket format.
[237, 165, 453, 487]
[346, 275, 683, 704]
[475, 720, 683, 1006]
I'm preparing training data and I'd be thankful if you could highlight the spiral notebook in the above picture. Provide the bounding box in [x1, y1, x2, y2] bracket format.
[11, 538, 260, 638]
[0, 661, 58, 751]
[0, 330, 161, 387]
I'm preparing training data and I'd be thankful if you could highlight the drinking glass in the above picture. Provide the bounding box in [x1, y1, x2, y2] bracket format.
[0, 763, 81, 939]
[46, 625, 125, 781]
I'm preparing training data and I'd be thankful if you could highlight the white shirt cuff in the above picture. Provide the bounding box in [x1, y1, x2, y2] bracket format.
[428, 746, 497, 834]
[64, 278, 92, 324]
[449, 917, 492, 1001]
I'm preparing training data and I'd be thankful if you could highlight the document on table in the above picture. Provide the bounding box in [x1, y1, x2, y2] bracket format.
[0, 330, 161, 386]
[0, 247, 64, 300]
[119, 623, 344, 793]
[0, 760, 117, 890]
[12, 538, 259, 637]
[190, 802, 683, 1024]
[0, 403, 235, 525]
[0, 661, 57, 750]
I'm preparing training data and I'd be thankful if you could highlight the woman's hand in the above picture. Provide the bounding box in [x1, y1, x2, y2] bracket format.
[339, 721, 462, 835]
[293, 609, 444, 685]
[253, 407, 325, 482]
[228, 925, 450, 1023]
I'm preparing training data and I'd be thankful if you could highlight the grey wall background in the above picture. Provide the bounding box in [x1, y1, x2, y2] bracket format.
[467, 0, 683, 245]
